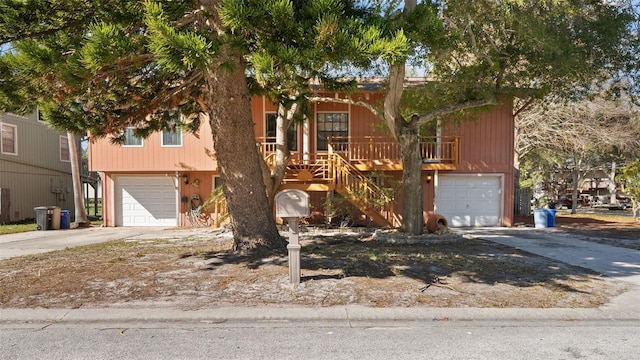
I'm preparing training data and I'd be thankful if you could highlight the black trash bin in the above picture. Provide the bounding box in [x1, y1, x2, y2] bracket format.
[34, 206, 49, 231]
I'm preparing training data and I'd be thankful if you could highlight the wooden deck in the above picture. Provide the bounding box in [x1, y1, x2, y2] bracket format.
[259, 136, 460, 173]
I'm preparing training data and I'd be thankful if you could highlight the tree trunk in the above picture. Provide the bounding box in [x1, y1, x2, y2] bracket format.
[67, 132, 90, 227]
[571, 169, 579, 214]
[608, 162, 617, 206]
[265, 103, 295, 205]
[397, 122, 424, 235]
[383, 61, 425, 235]
[203, 47, 284, 253]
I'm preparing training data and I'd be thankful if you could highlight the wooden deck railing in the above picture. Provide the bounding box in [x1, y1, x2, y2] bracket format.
[258, 136, 460, 168]
[329, 136, 459, 166]
[202, 188, 229, 227]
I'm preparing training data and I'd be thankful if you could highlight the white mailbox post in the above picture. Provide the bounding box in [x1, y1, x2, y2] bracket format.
[275, 189, 310, 285]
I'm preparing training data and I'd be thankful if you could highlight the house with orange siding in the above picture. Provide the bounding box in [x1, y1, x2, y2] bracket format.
[89, 87, 515, 228]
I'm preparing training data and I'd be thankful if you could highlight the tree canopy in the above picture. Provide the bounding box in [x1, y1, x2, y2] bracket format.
[1, 0, 638, 238]
[1, 1, 284, 251]
[368, 0, 638, 233]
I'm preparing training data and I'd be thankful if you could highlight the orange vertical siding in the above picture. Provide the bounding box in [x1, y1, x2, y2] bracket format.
[439, 101, 515, 226]
[89, 120, 218, 172]
[444, 102, 514, 173]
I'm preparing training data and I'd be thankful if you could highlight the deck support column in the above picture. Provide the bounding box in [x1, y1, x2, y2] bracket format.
[303, 119, 310, 164]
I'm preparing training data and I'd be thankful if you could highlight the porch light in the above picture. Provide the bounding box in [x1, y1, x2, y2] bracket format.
[182, 174, 189, 184]
[426, 175, 433, 183]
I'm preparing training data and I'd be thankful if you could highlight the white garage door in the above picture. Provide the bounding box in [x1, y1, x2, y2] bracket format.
[435, 175, 501, 227]
[116, 176, 177, 227]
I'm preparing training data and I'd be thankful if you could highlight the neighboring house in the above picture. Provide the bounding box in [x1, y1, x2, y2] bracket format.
[537, 168, 626, 207]
[0, 111, 77, 223]
[89, 89, 515, 228]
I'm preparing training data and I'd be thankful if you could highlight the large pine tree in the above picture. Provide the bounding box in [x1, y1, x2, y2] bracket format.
[1, 1, 287, 252]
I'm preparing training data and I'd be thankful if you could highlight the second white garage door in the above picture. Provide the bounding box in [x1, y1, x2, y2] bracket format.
[435, 175, 502, 227]
[116, 176, 177, 227]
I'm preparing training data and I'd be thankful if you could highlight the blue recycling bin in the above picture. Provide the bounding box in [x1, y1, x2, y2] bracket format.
[60, 210, 71, 229]
[546, 209, 556, 227]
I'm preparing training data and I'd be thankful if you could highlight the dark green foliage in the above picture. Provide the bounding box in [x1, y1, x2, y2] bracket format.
[434, 0, 638, 101]
[0, 1, 206, 141]
[220, 0, 410, 100]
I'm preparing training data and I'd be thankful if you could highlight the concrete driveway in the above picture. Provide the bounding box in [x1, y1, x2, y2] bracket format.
[457, 227, 640, 283]
[456, 227, 640, 311]
[0, 226, 215, 260]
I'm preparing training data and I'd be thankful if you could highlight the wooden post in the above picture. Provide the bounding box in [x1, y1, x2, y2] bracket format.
[286, 217, 301, 285]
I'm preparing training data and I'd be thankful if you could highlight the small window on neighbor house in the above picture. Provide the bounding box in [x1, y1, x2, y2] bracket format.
[37, 110, 46, 123]
[1, 123, 17, 155]
[60, 135, 70, 162]
[123, 127, 143, 147]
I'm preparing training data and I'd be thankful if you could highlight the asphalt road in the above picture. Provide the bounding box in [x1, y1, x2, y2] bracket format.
[2, 319, 639, 359]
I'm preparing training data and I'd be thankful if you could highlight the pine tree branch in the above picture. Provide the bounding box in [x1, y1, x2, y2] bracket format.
[306, 95, 384, 120]
[414, 98, 496, 127]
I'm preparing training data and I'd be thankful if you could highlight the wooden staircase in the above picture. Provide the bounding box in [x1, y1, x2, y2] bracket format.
[273, 152, 398, 228]
[328, 153, 398, 228]
[202, 189, 230, 227]
[203, 154, 397, 228]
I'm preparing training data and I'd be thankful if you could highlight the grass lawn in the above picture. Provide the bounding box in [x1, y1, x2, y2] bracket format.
[0, 220, 102, 235]
[556, 211, 636, 223]
[0, 223, 37, 235]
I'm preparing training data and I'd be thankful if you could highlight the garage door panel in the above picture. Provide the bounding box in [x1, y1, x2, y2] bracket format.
[116, 176, 177, 227]
[447, 215, 470, 227]
[468, 177, 495, 187]
[436, 175, 501, 227]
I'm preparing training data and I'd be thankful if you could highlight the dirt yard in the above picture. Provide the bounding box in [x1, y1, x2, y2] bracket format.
[515, 212, 640, 250]
[2, 213, 637, 310]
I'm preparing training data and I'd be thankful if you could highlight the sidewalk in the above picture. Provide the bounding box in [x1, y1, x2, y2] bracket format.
[2, 304, 639, 327]
[1, 226, 639, 324]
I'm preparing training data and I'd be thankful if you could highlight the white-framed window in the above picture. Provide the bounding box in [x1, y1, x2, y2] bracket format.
[265, 113, 297, 151]
[316, 112, 348, 151]
[59, 135, 70, 162]
[161, 127, 183, 147]
[161, 111, 183, 147]
[1, 123, 18, 155]
[123, 127, 143, 147]
[37, 109, 47, 123]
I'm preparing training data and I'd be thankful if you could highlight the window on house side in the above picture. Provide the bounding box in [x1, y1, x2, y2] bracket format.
[161, 111, 183, 147]
[161, 127, 183, 147]
[60, 135, 70, 162]
[123, 127, 143, 147]
[37, 110, 46, 123]
[265, 113, 297, 151]
[316, 112, 348, 151]
[1, 123, 17, 155]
